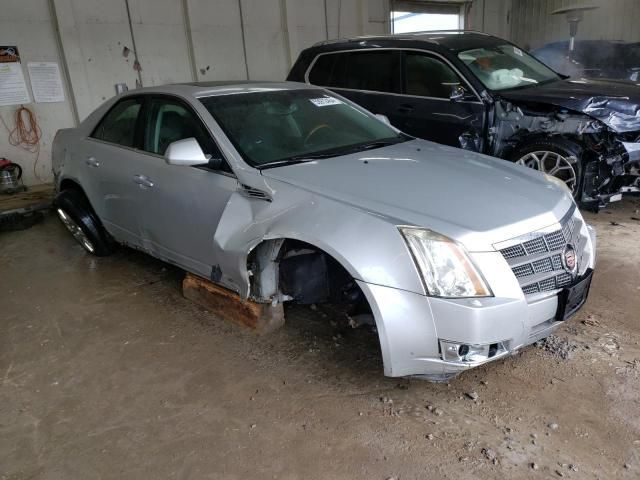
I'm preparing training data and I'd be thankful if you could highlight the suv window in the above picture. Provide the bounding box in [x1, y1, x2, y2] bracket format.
[308, 54, 337, 86]
[404, 52, 462, 99]
[92, 98, 142, 147]
[308, 51, 399, 94]
[346, 51, 399, 93]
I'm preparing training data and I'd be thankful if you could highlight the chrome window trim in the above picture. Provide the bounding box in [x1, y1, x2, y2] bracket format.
[303, 47, 483, 105]
[85, 136, 140, 154]
[86, 93, 237, 179]
[84, 138, 237, 179]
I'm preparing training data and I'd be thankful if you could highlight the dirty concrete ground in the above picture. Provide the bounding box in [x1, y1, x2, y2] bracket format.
[2, 198, 640, 480]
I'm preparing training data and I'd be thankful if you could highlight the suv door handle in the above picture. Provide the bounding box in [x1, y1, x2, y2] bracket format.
[85, 157, 100, 167]
[133, 174, 154, 188]
[397, 104, 414, 114]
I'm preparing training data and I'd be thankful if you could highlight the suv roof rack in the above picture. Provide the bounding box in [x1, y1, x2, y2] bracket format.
[312, 30, 491, 47]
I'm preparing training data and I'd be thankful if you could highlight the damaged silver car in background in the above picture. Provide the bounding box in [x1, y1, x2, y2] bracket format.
[52, 82, 596, 380]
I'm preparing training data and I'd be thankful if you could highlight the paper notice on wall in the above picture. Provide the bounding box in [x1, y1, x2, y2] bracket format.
[0, 62, 30, 106]
[28, 62, 65, 103]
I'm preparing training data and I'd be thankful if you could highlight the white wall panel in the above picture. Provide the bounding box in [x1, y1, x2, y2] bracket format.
[241, 0, 290, 79]
[327, 0, 365, 38]
[53, 0, 138, 119]
[466, 0, 513, 39]
[187, 0, 248, 81]
[128, 0, 195, 85]
[285, 0, 328, 65]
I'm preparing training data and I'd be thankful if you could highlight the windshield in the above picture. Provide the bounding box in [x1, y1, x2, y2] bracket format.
[200, 89, 406, 168]
[458, 44, 561, 91]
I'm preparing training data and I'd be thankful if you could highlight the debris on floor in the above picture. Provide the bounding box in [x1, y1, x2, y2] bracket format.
[535, 335, 578, 360]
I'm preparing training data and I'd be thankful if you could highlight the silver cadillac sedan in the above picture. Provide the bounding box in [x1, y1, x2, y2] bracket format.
[52, 81, 596, 380]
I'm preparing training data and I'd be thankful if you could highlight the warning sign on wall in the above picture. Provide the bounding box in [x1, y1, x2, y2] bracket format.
[0, 46, 30, 106]
[28, 62, 65, 103]
[0, 46, 21, 63]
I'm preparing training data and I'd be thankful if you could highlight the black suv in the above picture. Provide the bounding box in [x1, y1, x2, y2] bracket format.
[288, 31, 640, 208]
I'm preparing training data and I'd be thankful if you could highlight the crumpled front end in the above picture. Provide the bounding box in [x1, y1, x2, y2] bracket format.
[489, 98, 640, 210]
[581, 128, 640, 207]
[582, 96, 640, 202]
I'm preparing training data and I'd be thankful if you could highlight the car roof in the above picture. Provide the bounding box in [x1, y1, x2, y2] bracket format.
[120, 81, 319, 98]
[310, 31, 505, 53]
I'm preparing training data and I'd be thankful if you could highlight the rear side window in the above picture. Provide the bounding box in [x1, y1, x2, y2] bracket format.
[308, 51, 399, 94]
[92, 98, 142, 147]
[346, 51, 400, 93]
[404, 52, 462, 98]
[308, 54, 336, 85]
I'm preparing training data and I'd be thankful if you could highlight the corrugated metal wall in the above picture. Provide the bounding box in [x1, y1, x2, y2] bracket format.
[511, 0, 640, 50]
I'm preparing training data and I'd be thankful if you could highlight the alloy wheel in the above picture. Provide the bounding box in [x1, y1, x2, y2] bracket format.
[57, 208, 95, 253]
[516, 151, 578, 194]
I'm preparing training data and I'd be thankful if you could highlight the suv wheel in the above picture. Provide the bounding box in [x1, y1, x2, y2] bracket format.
[510, 138, 583, 199]
[55, 189, 115, 256]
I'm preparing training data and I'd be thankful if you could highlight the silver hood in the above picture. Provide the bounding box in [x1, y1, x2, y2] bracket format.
[263, 139, 575, 251]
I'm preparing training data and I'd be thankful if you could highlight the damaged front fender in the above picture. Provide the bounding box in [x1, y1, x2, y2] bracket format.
[584, 96, 640, 133]
[210, 173, 425, 302]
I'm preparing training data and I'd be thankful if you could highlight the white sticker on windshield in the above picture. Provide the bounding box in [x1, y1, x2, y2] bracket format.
[309, 97, 343, 107]
[513, 47, 523, 57]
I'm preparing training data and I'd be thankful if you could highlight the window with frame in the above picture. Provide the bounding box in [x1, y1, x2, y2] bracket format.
[308, 52, 348, 87]
[345, 51, 400, 93]
[308, 51, 400, 94]
[92, 98, 142, 147]
[404, 52, 462, 98]
[143, 98, 216, 157]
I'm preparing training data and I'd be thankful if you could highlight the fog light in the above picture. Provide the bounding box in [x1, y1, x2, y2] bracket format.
[440, 339, 507, 364]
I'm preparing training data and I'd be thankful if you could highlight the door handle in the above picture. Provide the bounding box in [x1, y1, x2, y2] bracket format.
[397, 104, 414, 114]
[133, 174, 154, 188]
[85, 157, 100, 167]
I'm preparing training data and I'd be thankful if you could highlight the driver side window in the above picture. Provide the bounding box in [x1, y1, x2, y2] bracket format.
[143, 98, 231, 173]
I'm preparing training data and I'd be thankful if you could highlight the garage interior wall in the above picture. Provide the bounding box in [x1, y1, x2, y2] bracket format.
[465, 0, 512, 39]
[1, 0, 391, 186]
[510, 0, 640, 50]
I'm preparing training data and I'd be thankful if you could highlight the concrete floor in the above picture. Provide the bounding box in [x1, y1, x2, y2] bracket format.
[2, 198, 640, 479]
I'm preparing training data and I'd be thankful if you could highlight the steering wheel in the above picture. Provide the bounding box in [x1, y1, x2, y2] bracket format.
[304, 124, 333, 145]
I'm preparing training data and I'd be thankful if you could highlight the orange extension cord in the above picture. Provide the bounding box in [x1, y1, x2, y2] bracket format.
[0, 105, 43, 182]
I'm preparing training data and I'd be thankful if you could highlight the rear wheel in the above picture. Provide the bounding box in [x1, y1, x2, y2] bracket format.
[55, 189, 114, 256]
[510, 138, 584, 199]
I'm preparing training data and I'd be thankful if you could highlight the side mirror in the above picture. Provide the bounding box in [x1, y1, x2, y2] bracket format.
[450, 85, 467, 102]
[164, 137, 208, 166]
[375, 113, 391, 125]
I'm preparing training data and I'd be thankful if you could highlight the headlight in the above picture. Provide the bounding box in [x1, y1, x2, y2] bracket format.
[544, 173, 572, 195]
[399, 227, 492, 298]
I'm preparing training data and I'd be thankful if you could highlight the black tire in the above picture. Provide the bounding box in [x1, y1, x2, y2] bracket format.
[509, 138, 584, 199]
[55, 189, 115, 256]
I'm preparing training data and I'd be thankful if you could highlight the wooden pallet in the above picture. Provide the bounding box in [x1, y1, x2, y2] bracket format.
[0, 184, 54, 217]
[183, 273, 285, 334]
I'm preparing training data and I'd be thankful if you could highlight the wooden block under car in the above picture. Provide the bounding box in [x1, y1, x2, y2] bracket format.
[182, 273, 284, 334]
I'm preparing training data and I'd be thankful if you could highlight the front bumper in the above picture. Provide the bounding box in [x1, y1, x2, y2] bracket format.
[358, 277, 588, 379]
[357, 227, 596, 380]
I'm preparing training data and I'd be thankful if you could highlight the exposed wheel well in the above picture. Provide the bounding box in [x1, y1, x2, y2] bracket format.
[56, 178, 114, 242]
[59, 179, 85, 195]
[247, 239, 371, 312]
